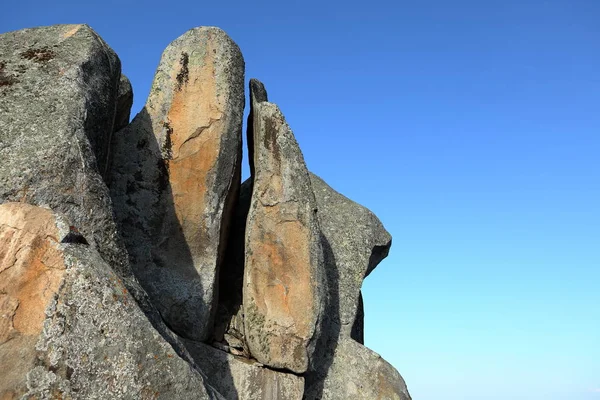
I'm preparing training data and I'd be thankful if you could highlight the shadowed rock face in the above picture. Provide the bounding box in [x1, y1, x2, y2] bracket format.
[243, 82, 325, 374]
[0, 203, 223, 400]
[109, 27, 244, 342]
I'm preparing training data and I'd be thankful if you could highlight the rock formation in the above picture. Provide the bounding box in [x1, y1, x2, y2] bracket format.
[0, 23, 411, 400]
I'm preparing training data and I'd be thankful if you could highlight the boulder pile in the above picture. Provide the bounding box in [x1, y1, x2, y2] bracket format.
[0, 24, 411, 400]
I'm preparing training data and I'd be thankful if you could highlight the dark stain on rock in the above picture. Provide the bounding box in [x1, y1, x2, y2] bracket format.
[126, 180, 136, 195]
[263, 118, 281, 164]
[161, 121, 173, 160]
[176, 52, 189, 90]
[156, 159, 170, 193]
[20, 47, 56, 63]
[137, 137, 148, 150]
[0, 61, 18, 87]
[0, 76, 18, 87]
[61, 225, 89, 245]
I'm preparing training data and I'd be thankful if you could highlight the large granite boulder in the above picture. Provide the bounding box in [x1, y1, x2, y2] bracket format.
[184, 340, 304, 400]
[109, 27, 245, 342]
[0, 203, 222, 400]
[243, 80, 325, 373]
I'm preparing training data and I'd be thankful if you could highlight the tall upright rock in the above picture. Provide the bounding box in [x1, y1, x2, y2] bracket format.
[109, 27, 245, 341]
[243, 81, 325, 373]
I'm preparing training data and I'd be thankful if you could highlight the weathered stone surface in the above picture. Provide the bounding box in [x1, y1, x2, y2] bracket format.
[306, 338, 411, 400]
[0, 24, 128, 279]
[0, 203, 223, 400]
[184, 340, 304, 400]
[310, 172, 392, 338]
[109, 27, 245, 342]
[243, 81, 325, 373]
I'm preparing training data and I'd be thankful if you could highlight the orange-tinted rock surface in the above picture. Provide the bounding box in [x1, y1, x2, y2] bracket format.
[0, 203, 67, 399]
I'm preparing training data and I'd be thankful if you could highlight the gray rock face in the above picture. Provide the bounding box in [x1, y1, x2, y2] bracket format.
[0, 203, 222, 400]
[109, 27, 245, 342]
[310, 172, 392, 338]
[243, 81, 325, 373]
[0, 24, 128, 280]
[307, 338, 412, 400]
[184, 340, 304, 400]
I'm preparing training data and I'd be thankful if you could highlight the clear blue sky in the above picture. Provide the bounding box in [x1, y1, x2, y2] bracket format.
[3, 1, 598, 399]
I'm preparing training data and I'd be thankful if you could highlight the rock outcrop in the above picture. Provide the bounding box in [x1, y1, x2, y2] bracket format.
[109, 27, 244, 342]
[1, 23, 411, 400]
[243, 81, 325, 374]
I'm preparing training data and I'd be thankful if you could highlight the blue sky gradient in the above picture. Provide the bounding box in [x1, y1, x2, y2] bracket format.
[3, 1, 598, 399]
